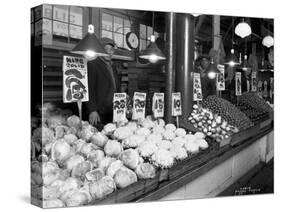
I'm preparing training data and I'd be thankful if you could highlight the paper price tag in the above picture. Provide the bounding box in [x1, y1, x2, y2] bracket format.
[62, 56, 88, 103]
[152, 93, 164, 118]
[235, 72, 242, 96]
[113, 93, 127, 123]
[258, 81, 263, 97]
[193, 73, 203, 101]
[251, 72, 257, 92]
[172, 92, 182, 116]
[216, 65, 225, 91]
[132, 92, 146, 120]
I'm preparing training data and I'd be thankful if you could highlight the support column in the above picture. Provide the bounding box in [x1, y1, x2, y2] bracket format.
[165, 12, 176, 124]
[175, 14, 194, 120]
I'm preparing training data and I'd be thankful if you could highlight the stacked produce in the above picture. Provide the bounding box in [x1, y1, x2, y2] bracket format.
[238, 92, 273, 122]
[187, 104, 239, 142]
[31, 105, 211, 208]
[202, 95, 253, 130]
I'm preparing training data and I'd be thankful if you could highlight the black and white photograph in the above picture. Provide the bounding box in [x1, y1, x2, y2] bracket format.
[29, 1, 275, 209]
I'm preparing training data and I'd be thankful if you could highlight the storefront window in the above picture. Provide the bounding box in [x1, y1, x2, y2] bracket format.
[101, 13, 131, 49]
[32, 4, 83, 44]
[139, 24, 160, 50]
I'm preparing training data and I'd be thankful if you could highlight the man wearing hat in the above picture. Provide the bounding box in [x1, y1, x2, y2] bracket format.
[85, 37, 121, 128]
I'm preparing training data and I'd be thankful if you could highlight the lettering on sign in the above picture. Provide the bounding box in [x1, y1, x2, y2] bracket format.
[172, 92, 182, 116]
[152, 93, 164, 118]
[62, 56, 89, 103]
[113, 93, 127, 122]
[132, 92, 146, 120]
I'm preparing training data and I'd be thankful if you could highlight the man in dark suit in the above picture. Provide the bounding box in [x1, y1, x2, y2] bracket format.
[85, 38, 120, 127]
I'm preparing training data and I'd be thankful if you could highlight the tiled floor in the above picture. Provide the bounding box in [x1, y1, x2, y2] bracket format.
[219, 160, 274, 196]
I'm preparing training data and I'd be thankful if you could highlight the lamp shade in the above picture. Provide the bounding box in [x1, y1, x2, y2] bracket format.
[71, 25, 108, 60]
[224, 49, 240, 67]
[139, 35, 166, 63]
[206, 59, 219, 79]
[262, 35, 274, 48]
[235, 22, 252, 38]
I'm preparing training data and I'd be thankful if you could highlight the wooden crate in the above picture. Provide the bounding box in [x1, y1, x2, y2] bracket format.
[91, 173, 160, 204]
[230, 125, 259, 146]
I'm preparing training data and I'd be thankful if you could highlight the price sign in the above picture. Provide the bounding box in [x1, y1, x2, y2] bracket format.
[172, 92, 182, 116]
[152, 93, 164, 118]
[258, 81, 263, 97]
[269, 77, 273, 99]
[193, 73, 203, 101]
[235, 72, 242, 96]
[216, 65, 225, 91]
[132, 92, 146, 120]
[263, 81, 268, 98]
[62, 56, 88, 103]
[113, 93, 127, 123]
[251, 72, 257, 92]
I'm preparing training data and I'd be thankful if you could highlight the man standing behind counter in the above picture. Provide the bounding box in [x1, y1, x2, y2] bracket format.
[85, 37, 121, 127]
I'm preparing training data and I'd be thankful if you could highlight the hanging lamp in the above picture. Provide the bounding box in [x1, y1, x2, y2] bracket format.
[139, 12, 166, 63]
[262, 35, 274, 48]
[224, 17, 240, 67]
[71, 9, 108, 60]
[240, 39, 251, 71]
[206, 58, 219, 79]
[235, 18, 252, 38]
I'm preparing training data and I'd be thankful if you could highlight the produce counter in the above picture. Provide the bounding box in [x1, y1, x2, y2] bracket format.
[93, 117, 273, 204]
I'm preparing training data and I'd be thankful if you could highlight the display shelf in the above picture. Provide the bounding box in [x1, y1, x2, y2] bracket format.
[85, 121, 273, 204]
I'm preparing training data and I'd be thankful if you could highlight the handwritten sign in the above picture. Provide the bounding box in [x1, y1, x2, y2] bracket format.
[235, 72, 242, 96]
[172, 92, 182, 116]
[113, 93, 127, 123]
[62, 56, 88, 103]
[263, 81, 268, 98]
[193, 73, 203, 101]
[258, 81, 263, 97]
[132, 92, 146, 120]
[251, 72, 257, 92]
[152, 93, 164, 118]
[216, 65, 225, 91]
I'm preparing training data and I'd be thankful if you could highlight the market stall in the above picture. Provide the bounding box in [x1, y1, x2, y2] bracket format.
[31, 4, 274, 209]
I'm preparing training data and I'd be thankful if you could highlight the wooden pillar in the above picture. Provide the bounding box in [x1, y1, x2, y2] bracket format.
[165, 12, 176, 124]
[213, 15, 221, 64]
[175, 14, 194, 120]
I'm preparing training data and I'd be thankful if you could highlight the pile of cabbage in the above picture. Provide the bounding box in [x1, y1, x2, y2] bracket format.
[31, 112, 209, 208]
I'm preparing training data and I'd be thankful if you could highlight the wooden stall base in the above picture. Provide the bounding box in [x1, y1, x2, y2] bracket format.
[87, 120, 273, 205]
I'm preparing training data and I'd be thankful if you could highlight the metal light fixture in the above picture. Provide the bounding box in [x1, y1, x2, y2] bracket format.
[139, 12, 166, 63]
[240, 55, 251, 71]
[235, 19, 252, 38]
[225, 49, 240, 67]
[206, 58, 219, 79]
[71, 24, 108, 61]
[262, 35, 274, 48]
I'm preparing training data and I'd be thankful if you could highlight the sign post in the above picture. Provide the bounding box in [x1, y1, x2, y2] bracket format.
[172, 92, 182, 128]
[216, 65, 225, 97]
[235, 72, 242, 105]
[132, 92, 147, 121]
[113, 93, 127, 123]
[62, 55, 89, 120]
[152, 93, 165, 119]
[193, 73, 203, 105]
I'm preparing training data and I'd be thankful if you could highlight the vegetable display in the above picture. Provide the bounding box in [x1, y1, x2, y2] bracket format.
[202, 95, 253, 130]
[186, 104, 239, 142]
[31, 107, 212, 208]
[238, 92, 273, 122]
